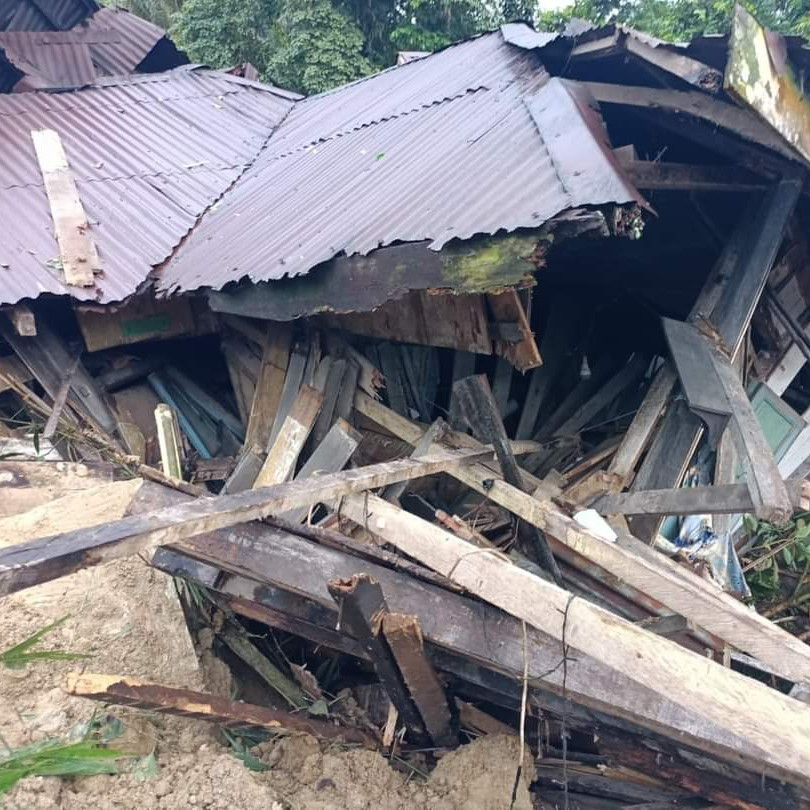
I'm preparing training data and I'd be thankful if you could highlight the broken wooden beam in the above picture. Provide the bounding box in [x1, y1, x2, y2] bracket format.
[380, 611, 457, 747]
[453, 374, 562, 583]
[328, 574, 431, 745]
[243, 323, 290, 452]
[352, 394, 810, 686]
[253, 385, 322, 488]
[335, 490, 810, 788]
[147, 495, 806, 796]
[281, 418, 361, 522]
[65, 673, 375, 747]
[621, 159, 765, 192]
[0, 447, 492, 596]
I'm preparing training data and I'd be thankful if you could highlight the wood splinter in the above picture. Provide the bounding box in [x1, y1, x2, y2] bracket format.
[66, 673, 375, 747]
[328, 574, 456, 747]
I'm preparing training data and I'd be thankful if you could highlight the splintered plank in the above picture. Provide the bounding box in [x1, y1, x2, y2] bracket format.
[254, 385, 323, 488]
[281, 418, 361, 522]
[0, 448, 491, 596]
[66, 673, 374, 747]
[156, 508, 800, 801]
[31, 129, 100, 288]
[244, 323, 291, 452]
[336, 491, 810, 789]
[381, 612, 456, 747]
[328, 574, 431, 745]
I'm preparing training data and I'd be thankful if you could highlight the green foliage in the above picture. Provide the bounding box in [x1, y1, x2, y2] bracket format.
[0, 738, 124, 797]
[109, 0, 184, 31]
[551, 0, 810, 42]
[221, 729, 270, 772]
[112, 0, 810, 97]
[171, 0, 278, 73]
[1, 616, 90, 670]
[266, 0, 372, 93]
[743, 512, 810, 603]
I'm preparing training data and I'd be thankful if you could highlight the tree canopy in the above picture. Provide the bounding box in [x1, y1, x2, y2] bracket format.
[111, 0, 810, 94]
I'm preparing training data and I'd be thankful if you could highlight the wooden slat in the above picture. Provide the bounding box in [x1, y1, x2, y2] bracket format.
[0, 447, 492, 596]
[153, 504, 802, 792]
[595, 481, 804, 516]
[31, 129, 99, 287]
[453, 374, 562, 583]
[253, 385, 322, 488]
[710, 346, 793, 522]
[243, 324, 291, 452]
[154, 403, 183, 481]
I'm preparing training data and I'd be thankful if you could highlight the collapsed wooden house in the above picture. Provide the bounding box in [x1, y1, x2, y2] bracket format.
[4, 1, 810, 805]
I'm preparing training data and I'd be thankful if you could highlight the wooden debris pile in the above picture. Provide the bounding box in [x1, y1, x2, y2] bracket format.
[4, 271, 810, 807]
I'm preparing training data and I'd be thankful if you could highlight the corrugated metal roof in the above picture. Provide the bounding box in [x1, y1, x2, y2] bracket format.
[0, 31, 96, 88]
[77, 7, 177, 77]
[159, 27, 641, 296]
[0, 7, 186, 91]
[0, 0, 97, 32]
[0, 68, 295, 305]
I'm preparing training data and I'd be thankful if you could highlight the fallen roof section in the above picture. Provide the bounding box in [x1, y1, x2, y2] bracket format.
[0, 0, 97, 32]
[0, 68, 296, 305]
[158, 27, 643, 297]
[0, 7, 188, 92]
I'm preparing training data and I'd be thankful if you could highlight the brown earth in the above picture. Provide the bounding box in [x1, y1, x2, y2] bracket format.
[0, 481, 533, 809]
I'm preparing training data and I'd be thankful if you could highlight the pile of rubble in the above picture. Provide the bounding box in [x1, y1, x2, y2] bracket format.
[4, 1, 810, 807]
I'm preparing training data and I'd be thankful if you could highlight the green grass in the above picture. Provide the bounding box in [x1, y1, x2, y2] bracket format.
[0, 737, 125, 797]
[0, 617, 91, 670]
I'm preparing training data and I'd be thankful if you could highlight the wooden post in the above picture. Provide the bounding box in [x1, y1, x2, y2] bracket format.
[328, 574, 431, 745]
[381, 612, 457, 747]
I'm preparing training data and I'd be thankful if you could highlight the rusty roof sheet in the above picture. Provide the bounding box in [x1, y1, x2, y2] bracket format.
[0, 0, 97, 31]
[159, 27, 642, 296]
[0, 31, 96, 88]
[0, 8, 186, 91]
[76, 7, 177, 77]
[0, 68, 295, 305]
